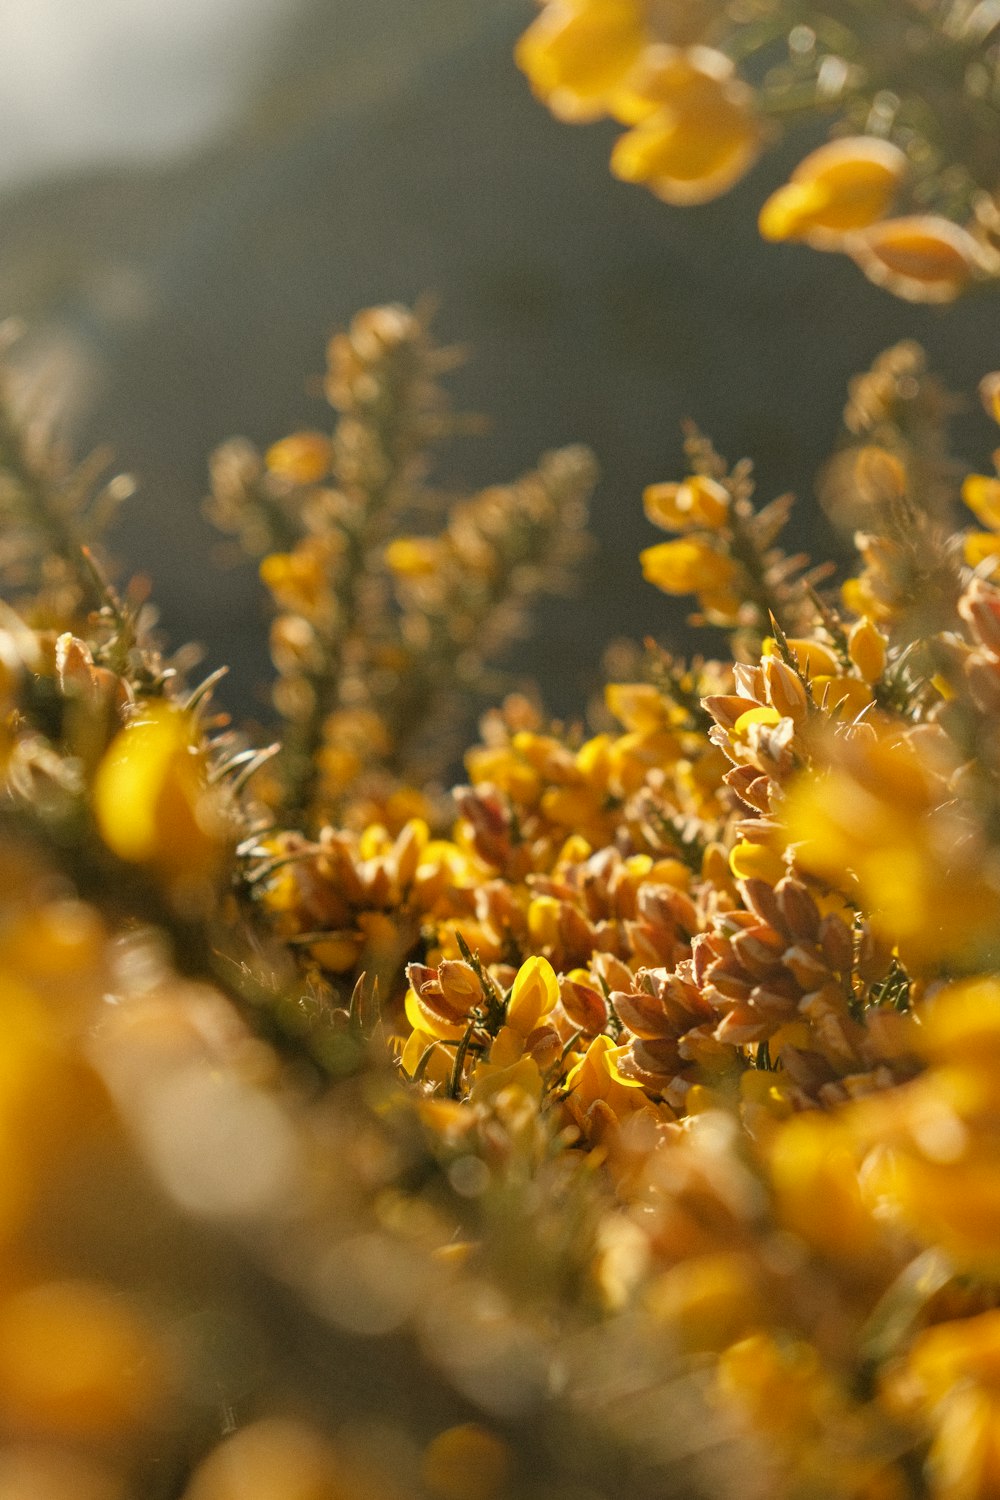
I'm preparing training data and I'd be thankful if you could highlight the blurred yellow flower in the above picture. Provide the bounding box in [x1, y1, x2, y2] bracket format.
[92, 704, 227, 890]
[850, 216, 989, 303]
[260, 539, 339, 616]
[183, 1419, 349, 1500]
[0, 1280, 166, 1439]
[384, 536, 445, 578]
[759, 137, 907, 247]
[784, 731, 1000, 971]
[264, 430, 333, 485]
[610, 47, 761, 204]
[640, 536, 738, 598]
[643, 473, 729, 530]
[515, 0, 647, 123]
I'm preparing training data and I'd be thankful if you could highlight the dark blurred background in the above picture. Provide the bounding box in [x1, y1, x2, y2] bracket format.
[2, 0, 997, 721]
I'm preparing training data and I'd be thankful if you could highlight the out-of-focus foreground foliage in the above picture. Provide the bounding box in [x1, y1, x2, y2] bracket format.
[4, 11, 1000, 1500]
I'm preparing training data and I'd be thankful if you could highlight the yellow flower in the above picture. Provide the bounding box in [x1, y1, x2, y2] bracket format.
[728, 838, 785, 884]
[964, 531, 1000, 573]
[259, 538, 338, 615]
[963, 473, 1000, 532]
[847, 617, 888, 684]
[465, 743, 542, 804]
[808, 673, 875, 720]
[850, 215, 989, 303]
[768, 635, 841, 678]
[717, 1332, 837, 1439]
[643, 473, 729, 530]
[639, 536, 737, 596]
[854, 982, 1000, 1272]
[515, 0, 647, 123]
[92, 704, 227, 890]
[264, 430, 332, 484]
[506, 954, 559, 1035]
[918, 977, 1000, 1079]
[610, 47, 761, 205]
[384, 536, 445, 578]
[645, 1252, 759, 1352]
[759, 137, 907, 247]
[783, 732, 1000, 971]
[899, 1311, 1000, 1409]
[769, 1111, 882, 1263]
[887, 1353, 1000, 1500]
[404, 972, 473, 1043]
[605, 682, 671, 732]
[400, 1026, 453, 1086]
[563, 1033, 646, 1120]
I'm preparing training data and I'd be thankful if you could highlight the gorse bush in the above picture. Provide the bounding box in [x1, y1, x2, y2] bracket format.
[1, 10, 1000, 1500]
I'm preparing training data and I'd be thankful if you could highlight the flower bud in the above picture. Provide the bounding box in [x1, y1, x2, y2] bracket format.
[847, 618, 888, 683]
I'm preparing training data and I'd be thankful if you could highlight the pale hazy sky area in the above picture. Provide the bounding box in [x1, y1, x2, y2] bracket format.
[1, 0, 295, 188]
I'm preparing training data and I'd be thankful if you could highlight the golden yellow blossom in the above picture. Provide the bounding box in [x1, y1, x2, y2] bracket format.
[640, 536, 739, 604]
[506, 954, 559, 1035]
[92, 704, 227, 890]
[717, 1332, 839, 1440]
[384, 536, 445, 578]
[563, 1032, 647, 1134]
[264, 430, 333, 484]
[643, 473, 729, 531]
[851, 216, 988, 303]
[769, 1110, 882, 1263]
[759, 137, 907, 247]
[260, 538, 339, 616]
[610, 47, 761, 205]
[515, 0, 647, 123]
[784, 729, 1000, 971]
[962, 473, 1000, 536]
[645, 1251, 759, 1352]
[847, 617, 888, 684]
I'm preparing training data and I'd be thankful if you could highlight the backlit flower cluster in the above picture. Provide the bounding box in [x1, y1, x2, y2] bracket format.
[5, 296, 1000, 1495]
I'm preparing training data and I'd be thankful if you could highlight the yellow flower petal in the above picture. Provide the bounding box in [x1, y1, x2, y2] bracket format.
[640, 537, 736, 595]
[384, 536, 444, 578]
[92, 704, 225, 884]
[264, 430, 332, 484]
[851, 216, 986, 303]
[759, 136, 907, 245]
[728, 840, 785, 883]
[610, 47, 760, 205]
[964, 531, 1000, 571]
[962, 474, 1000, 532]
[507, 955, 559, 1035]
[515, 0, 647, 124]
